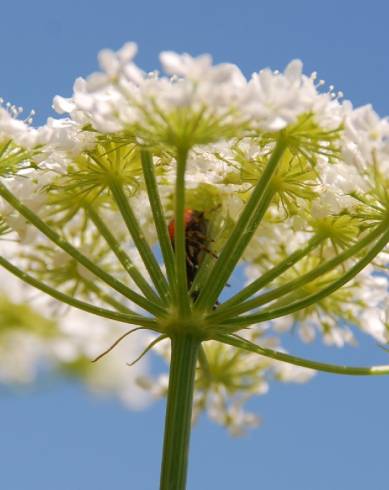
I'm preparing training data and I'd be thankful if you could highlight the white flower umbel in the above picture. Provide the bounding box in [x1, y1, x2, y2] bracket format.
[0, 268, 152, 409]
[1, 43, 389, 490]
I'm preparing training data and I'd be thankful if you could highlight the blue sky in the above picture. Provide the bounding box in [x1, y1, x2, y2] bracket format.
[1, 1, 389, 489]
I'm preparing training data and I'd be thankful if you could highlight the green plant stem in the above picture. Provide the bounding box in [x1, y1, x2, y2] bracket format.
[0, 146, 37, 170]
[210, 221, 388, 323]
[0, 255, 157, 329]
[214, 234, 324, 315]
[82, 279, 135, 314]
[160, 334, 200, 490]
[0, 139, 12, 159]
[174, 148, 191, 316]
[109, 178, 170, 302]
[87, 206, 160, 304]
[195, 136, 287, 311]
[198, 345, 211, 376]
[140, 150, 176, 294]
[0, 182, 164, 317]
[221, 224, 389, 327]
[217, 333, 389, 375]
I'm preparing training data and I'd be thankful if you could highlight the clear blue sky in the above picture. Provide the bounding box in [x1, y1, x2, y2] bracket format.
[1, 1, 389, 489]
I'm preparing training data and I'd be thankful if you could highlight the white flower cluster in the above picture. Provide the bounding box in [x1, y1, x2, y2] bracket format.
[0, 42, 388, 433]
[249, 261, 389, 347]
[52, 43, 345, 136]
[0, 267, 151, 409]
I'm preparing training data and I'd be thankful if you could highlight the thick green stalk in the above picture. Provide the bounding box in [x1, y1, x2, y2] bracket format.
[0, 256, 156, 329]
[0, 182, 164, 317]
[140, 150, 177, 294]
[109, 179, 170, 301]
[195, 136, 287, 311]
[209, 221, 387, 323]
[222, 225, 389, 327]
[174, 149, 191, 316]
[217, 333, 389, 376]
[87, 206, 160, 304]
[160, 335, 200, 490]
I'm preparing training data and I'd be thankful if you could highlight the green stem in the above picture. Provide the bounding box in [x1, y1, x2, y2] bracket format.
[210, 221, 387, 323]
[195, 136, 287, 311]
[109, 179, 170, 302]
[82, 279, 134, 314]
[222, 225, 389, 327]
[174, 149, 191, 316]
[0, 148, 35, 170]
[0, 255, 156, 329]
[140, 150, 176, 295]
[198, 345, 211, 377]
[87, 206, 161, 304]
[217, 333, 389, 376]
[0, 139, 12, 159]
[160, 335, 200, 490]
[0, 182, 164, 317]
[214, 234, 324, 315]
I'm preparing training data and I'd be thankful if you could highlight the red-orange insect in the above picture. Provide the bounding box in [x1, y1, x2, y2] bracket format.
[168, 209, 215, 291]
